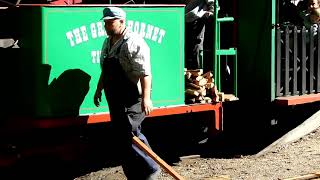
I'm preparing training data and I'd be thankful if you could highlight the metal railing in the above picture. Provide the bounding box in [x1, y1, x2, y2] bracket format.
[276, 25, 320, 97]
[213, 0, 238, 97]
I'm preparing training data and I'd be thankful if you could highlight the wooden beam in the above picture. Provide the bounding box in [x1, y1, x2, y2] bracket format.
[87, 103, 223, 130]
[2, 103, 223, 135]
[255, 109, 320, 157]
[275, 93, 320, 106]
[132, 136, 185, 180]
[282, 171, 320, 180]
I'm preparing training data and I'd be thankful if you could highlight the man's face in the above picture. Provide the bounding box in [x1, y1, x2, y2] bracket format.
[104, 18, 124, 36]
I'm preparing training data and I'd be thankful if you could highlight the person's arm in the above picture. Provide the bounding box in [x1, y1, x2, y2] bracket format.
[205, 0, 215, 17]
[94, 71, 104, 107]
[94, 39, 108, 107]
[125, 34, 153, 114]
[206, 0, 215, 12]
[140, 75, 153, 115]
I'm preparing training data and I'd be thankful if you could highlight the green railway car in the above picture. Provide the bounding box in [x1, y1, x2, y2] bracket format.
[1, 0, 320, 174]
[16, 6, 186, 116]
[1, 5, 223, 126]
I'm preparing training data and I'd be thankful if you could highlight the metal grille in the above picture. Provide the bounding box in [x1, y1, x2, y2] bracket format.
[276, 25, 320, 97]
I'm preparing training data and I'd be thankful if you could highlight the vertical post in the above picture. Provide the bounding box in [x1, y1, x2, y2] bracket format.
[276, 27, 281, 97]
[302, 27, 307, 95]
[293, 26, 298, 95]
[271, 0, 277, 100]
[214, 0, 220, 91]
[309, 27, 314, 93]
[318, 26, 320, 92]
[234, 50, 238, 96]
[285, 26, 290, 96]
[217, 22, 221, 91]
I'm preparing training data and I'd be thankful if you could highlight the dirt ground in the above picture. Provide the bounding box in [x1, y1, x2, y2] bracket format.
[74, 127, 320, 180]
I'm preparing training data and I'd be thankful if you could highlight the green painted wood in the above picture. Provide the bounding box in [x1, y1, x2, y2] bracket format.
[238, 0, 276, 102]
[216, 48, 237, 56]
[17, 6, 185, 117]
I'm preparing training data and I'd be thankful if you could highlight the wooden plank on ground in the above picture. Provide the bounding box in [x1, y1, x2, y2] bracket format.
[132, 136, 185, 180]
[255, 109, 320, 157]
[281, 171, 320, 180]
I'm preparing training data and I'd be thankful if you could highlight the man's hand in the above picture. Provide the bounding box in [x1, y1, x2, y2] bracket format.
[94, 90, 102, 107]
[204, 11, 214, 18]
[142, 98, 153, 116]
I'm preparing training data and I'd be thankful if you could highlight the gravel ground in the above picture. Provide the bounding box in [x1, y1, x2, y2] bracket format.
[74, 127, 320, 180]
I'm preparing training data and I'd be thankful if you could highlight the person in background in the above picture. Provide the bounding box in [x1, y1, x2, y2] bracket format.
[298, 0, 320, 34]
[93, 7, 161, 180]
[185, 0, 215, 69]
[279, 0, 304, 25]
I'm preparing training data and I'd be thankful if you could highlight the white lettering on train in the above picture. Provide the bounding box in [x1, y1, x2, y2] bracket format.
[66, 20, 166, 47]
[91, 50, 101, 64]
[127, 20, 166, 44]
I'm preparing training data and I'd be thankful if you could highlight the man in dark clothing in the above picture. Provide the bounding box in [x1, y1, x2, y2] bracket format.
[93, 7, 160, 180]
[185, 0, 215, 69]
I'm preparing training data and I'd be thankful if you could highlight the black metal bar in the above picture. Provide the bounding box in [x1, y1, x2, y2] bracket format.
[276, 27, 282, 96]
[302, 27, 307, 95]
[285, 27, 290, 96]
[309, 27, 314, 93]
[293, 26, 298, 95]
[317, 26, 320, 92]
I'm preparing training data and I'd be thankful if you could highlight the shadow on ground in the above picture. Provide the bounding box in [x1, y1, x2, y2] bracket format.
[0, 101, 319, 179]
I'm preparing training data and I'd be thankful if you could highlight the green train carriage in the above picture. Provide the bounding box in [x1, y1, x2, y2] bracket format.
[0, 0, 320, 170]
[0, 4, 225, 170]
[1, 4, 223, 127]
